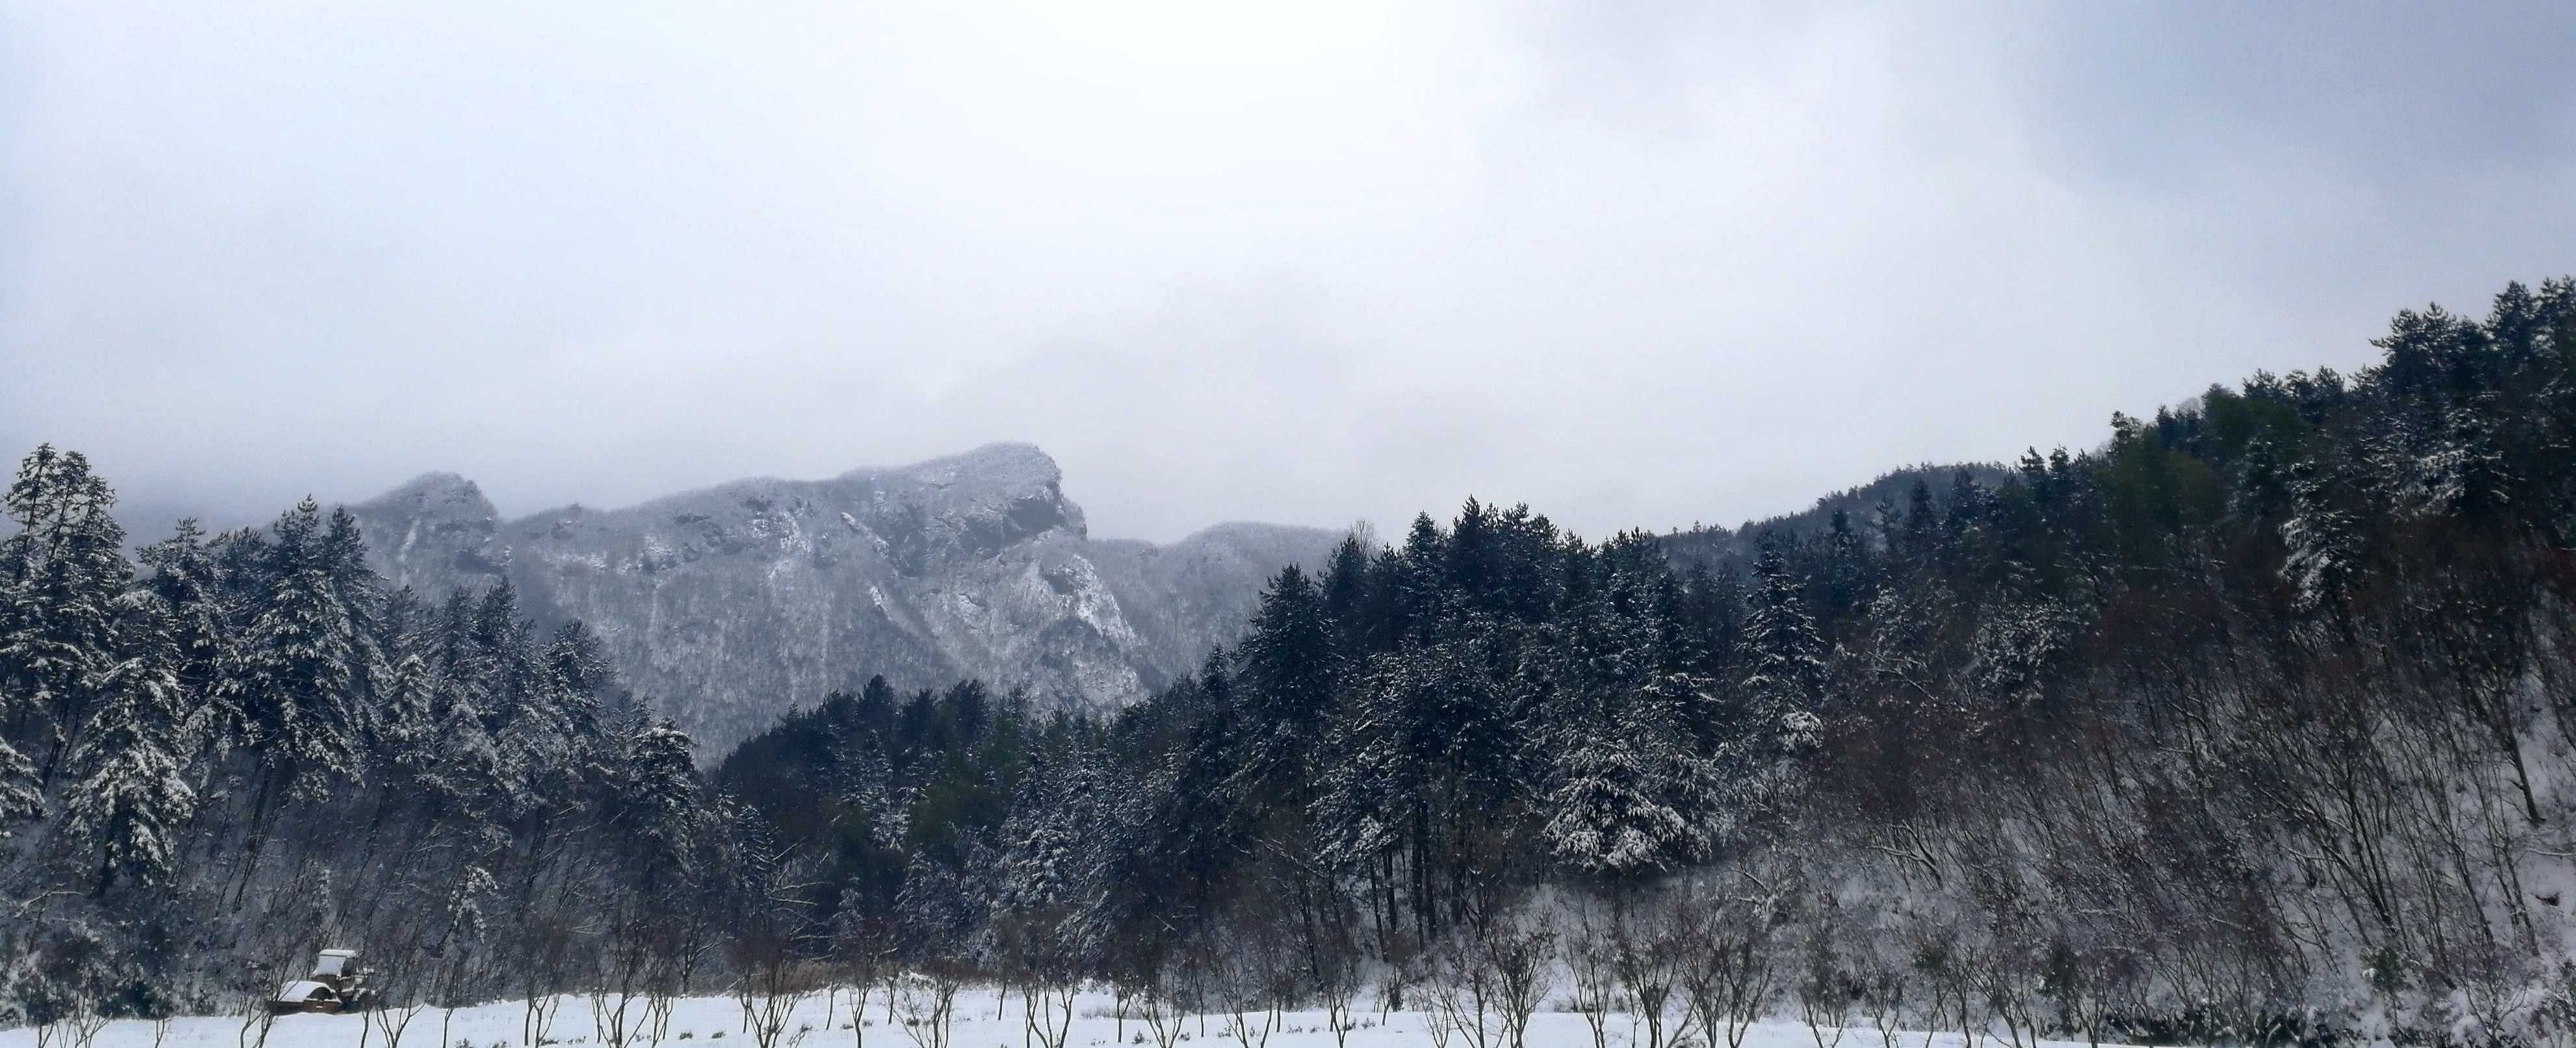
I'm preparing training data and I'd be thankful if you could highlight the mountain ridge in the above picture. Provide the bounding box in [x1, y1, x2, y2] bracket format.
[339, 442, 1342, 754]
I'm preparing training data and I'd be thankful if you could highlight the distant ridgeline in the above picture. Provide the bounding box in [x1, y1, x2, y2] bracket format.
[8, 277, 2576, 1047]
[335, 443, 1342, 757]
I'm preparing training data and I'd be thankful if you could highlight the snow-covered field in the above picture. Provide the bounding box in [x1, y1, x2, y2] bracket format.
[0, 990, 2122, 1048]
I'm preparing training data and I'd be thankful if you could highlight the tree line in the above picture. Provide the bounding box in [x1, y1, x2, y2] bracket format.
[10, 275, 2576, 1048]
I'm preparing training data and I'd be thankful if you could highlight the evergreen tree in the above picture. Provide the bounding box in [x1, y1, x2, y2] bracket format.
[2417, 398, 2514, 522]
[369, 591, 440, 787]
[425, 589, 500, 806]
[61, 592, 198, 896]
[1310, 654, 1413, 878]
[1227, 566, 1340, 839]
[233, 498, 363, 804]
[540, 620, 612, 782]
[472, 581, 538, 734]
[1899, 477, 1939, 564]
[1236, 565, 1338, 724]
[0, 444, 132, 786]
[996, 735, 1098, 914]
[618, 717, 704, 897]
[1964, 568, 2079, 720]
[2229, 435, 2292, 520]
[1539, 673, 1718, 882]
[138, 519, 244, 755]
[1815, 507, 1873, 628]
[2280, 459, 2358, 622]
[1739, 531, 1825, 755]
[1319, 533, 1373, 652]
[0, 730, 34, 827]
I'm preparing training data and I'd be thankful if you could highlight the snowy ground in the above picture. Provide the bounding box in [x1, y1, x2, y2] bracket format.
[0, 990, 2127, 1048]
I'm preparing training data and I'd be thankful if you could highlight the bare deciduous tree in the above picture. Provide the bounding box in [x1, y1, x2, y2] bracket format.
[1613, 897, 1689, 1048]
[892, 968, 963, 1048]
[1679, 878, 1779, 1048]
[1564, 907, 1621, 1048]
[1481, 910, 1556, 1048]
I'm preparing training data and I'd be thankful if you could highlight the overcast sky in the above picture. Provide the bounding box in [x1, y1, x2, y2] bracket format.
[3, 2, 2571, 544]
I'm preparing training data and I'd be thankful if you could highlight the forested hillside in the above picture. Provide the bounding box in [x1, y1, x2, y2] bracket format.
[10, 277, 2576, 1047]
[0, 465, 736, 1022]
[717, 277, 2576, 1046]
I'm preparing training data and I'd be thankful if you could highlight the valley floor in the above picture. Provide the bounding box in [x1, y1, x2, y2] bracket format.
[0, 990, 2130, 1048]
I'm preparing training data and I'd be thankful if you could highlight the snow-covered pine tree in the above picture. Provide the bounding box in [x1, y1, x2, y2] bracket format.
[618, 717, 704, 898]
[1674, 562, 1740, 682]
[2417, 397, 2514, 522]
[1541, 695, 1669, 879]
[895, 851, 980, 964]
[2280, 459, 2359, 622]
[543, 619, 612, 739]
[473, 583, 541, 736]
[372, 602, 440, 786]
[468, 580, 591, 813]
[1740, 531, 1825, 756]
[423, 616, 508, 838]
[232, 498, 365, 806]
[432, 586, 481, 680]
[1964, 567, 2079, 720]
[1857, 574, 1954, 714]
[424, 588, 500, 806]
[138, 519, 247, 761]
[994, 732, 1108, 977]
[1524, 536, 1722, 883]
[1538, 672, 1719, 882]
[1309, 652, 1414, 880]
[62, 591, 198, 896]
[320, 506, 387, 687]
[1145, 648, 1253, 912]
[0, 444, 132, 791]
[0, 732, 35, 828]
[834, 728, 907, 852]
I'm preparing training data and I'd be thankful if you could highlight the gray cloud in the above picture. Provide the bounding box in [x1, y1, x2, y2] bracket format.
[4, 1, 2571, 544]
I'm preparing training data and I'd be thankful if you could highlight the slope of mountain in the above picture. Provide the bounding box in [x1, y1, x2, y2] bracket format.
[345, 444, 1341, 754]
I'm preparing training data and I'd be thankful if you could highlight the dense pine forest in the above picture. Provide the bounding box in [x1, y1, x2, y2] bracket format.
[10, 277, 2576, 1047]
[0, 468, 729, 1030]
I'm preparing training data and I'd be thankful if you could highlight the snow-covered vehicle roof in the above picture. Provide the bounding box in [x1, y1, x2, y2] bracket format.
[276, 981, 339, 1003]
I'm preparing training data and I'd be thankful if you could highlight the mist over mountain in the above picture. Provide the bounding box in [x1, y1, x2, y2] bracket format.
[341, 442, 1339, 754]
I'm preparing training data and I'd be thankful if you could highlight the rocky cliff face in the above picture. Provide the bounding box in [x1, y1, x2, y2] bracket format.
[345, 444, 1340, 756]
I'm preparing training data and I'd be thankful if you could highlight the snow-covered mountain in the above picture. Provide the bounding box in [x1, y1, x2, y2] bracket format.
[343, 443, 1340, 755]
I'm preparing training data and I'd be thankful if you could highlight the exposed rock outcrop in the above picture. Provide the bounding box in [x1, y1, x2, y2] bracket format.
[345, 444, 1338, 754]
